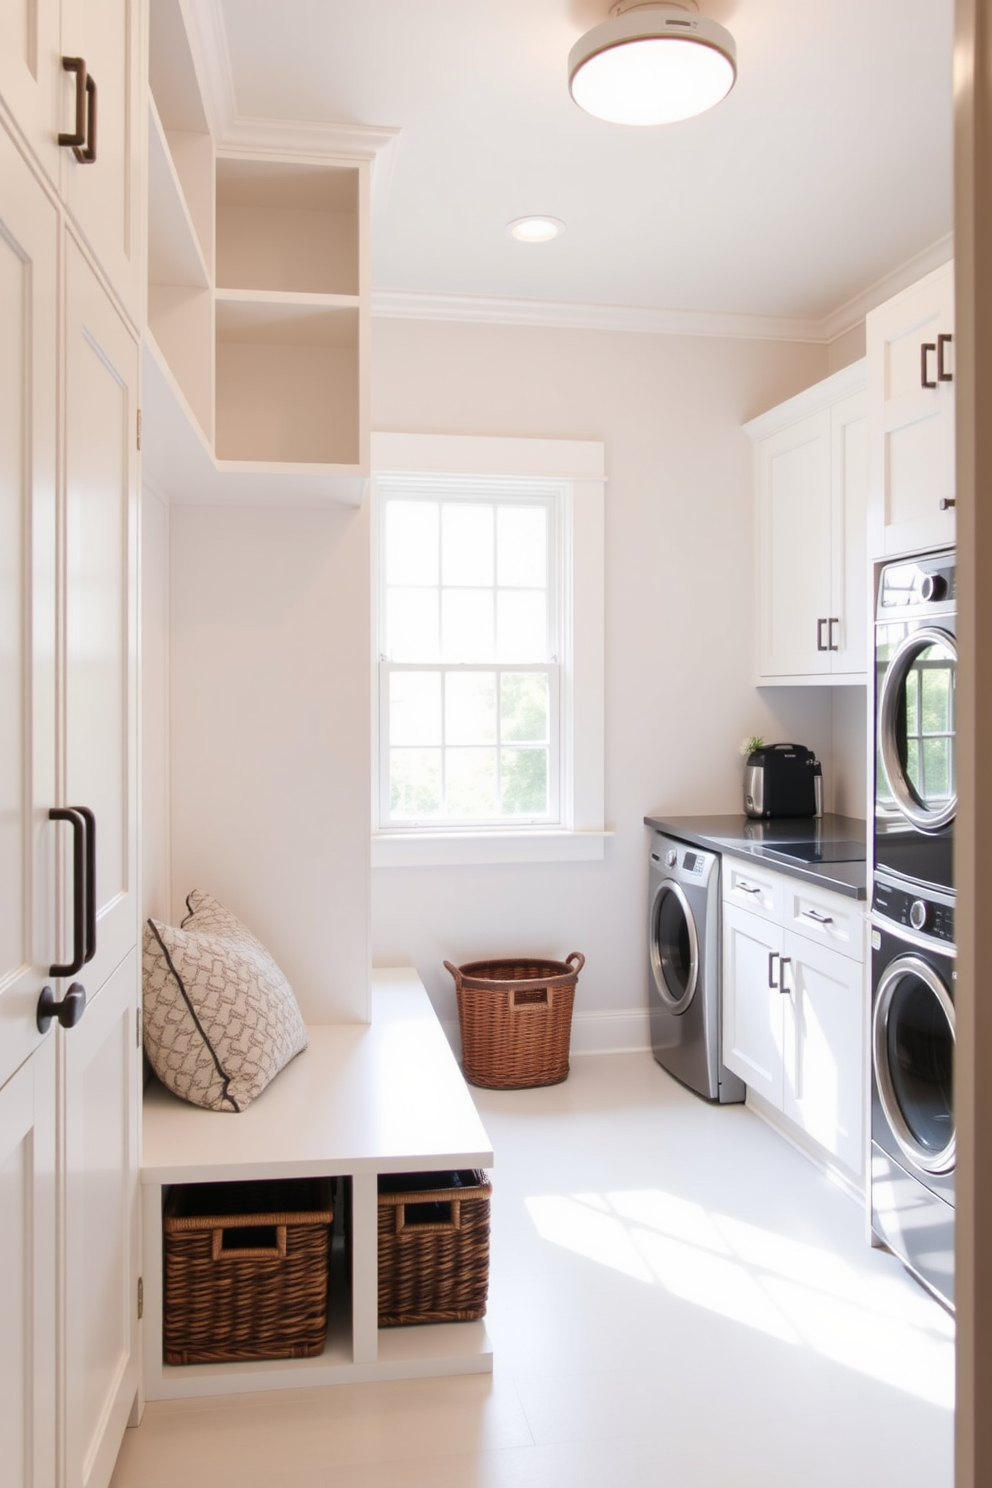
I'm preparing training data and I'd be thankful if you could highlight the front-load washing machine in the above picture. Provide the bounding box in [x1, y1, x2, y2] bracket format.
[648, 832, 744, 1103]
[870, 874, 955, 1310]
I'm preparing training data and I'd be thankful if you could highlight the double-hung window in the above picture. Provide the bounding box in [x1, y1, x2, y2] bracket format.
[372, 434, 606, 866]
[379, 480, 559, 826]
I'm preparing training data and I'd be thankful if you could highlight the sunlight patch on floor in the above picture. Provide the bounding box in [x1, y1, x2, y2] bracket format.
[524, 1186, 954, 1408]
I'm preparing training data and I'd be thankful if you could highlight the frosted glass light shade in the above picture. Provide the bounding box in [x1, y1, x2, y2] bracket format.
[569, 5, 736, 125]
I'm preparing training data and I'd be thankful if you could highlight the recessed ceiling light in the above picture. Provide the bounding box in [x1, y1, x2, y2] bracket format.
[507, 216, 565, 243]
[569, 1, 737, 126]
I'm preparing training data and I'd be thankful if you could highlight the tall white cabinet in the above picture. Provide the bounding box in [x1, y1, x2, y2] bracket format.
[0, 11, 142, 1488]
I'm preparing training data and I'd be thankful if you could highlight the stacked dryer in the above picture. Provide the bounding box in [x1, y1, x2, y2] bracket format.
[870, 549, 956, 1311]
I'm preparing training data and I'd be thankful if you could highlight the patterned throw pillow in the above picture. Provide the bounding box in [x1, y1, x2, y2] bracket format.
[143, 890, 308, 1112]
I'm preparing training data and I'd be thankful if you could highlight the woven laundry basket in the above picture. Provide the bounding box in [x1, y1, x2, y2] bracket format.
[444, 952, 585, 1089]
[163, 1178, 333, 1364]
[378, 1169, 491, 1326]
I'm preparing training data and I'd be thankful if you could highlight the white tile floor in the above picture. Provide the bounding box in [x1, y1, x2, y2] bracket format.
[110, 1051, 954, 1488]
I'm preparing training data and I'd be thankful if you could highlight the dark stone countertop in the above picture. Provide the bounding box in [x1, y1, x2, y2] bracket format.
[642, 812, 868, 900]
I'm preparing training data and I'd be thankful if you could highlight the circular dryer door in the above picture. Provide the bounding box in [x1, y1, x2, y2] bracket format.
[873, 953, 955, 1174]
[650, 882, 698, 1013]
[877, 626, 957, 832]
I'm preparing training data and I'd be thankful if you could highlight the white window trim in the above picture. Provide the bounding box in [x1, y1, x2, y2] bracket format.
[371, 432, 608, 867]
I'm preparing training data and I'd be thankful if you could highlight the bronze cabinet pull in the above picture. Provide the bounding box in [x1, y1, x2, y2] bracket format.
[59, 57, 97, 163]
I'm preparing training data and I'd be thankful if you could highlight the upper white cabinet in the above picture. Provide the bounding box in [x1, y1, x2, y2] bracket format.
[746, 360, 868, 685]
[143, 0, 370, 504]
[0, 0, 143, 323]
[866, 259, 955, 559]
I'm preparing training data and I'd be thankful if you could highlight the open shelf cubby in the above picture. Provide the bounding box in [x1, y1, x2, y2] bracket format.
[215, 295, 360, 465]
[216, 157, 360, 297]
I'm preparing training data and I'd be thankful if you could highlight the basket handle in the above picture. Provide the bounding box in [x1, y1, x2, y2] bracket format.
[211, 1224, 288, 1261]
[394, 1199, 461, 1236]
[510, 985, 550, 1011]
[443, 959, 463, 988]
[566, 951, 585, 974]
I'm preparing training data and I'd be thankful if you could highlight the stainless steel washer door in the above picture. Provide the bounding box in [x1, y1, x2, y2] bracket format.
[877, 625, 957, 832]
[873, 953, 955, 1175]
[650, 881, 699, 1013]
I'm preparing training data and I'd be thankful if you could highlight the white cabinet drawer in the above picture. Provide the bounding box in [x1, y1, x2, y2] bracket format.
[721, 857, 784, 921]
[784, 881, 865, 961]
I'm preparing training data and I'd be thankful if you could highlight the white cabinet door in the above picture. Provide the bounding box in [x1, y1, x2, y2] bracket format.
[63, 234, 139, 996]
[0, 0, 62, 185]
[755, 409, 833, 678]
[781, 931, 864, 1174]
[749, 363, 867, 685]
[0, 1040, 57, 1488]
[0, 107, 58, 1488]
[867, 260, 955, 559]
[0, 121, 58, 1092]
[59, 0, 143, 322]
[0, 0, 142, 323]
[829, 392, 869, 676]
[722, 903, 784, 1106]
[62, 949, 139, 1488]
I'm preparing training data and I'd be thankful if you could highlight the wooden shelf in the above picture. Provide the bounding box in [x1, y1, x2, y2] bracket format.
[148, 97, 210, 289]
[145, 3, 369, 502]
[140, 970, 494, 1399]
[216, 156, 359, 296]
[142, 335, 367, 506]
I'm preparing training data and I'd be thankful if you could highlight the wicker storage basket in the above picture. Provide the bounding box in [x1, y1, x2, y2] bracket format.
[445, 953, 585, 1089]
[378, 1170, 491, 1326]
[163, 1178, 333, 1364]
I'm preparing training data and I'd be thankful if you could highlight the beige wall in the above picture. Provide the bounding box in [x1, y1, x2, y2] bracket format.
[827, 321, 867, 374]
[168, 502, 371, 1024]
[371, 318, 865, 1038]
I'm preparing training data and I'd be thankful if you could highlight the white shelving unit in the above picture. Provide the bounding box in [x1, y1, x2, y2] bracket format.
[143, 0, 369, 505]
[140, 970, 494, 1402]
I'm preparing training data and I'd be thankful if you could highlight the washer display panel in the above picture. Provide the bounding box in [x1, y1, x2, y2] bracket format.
[874, 954, 955, 1174]
[651, 883, 698, 1013]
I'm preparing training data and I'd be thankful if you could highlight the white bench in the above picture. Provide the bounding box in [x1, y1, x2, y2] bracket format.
[139, 968, 494, 1402]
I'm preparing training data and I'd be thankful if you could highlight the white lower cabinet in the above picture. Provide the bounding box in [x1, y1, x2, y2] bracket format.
[722, 862, 866, 1178]
[0, 1042, 57, 1488]
[63, 952, 140, 1488]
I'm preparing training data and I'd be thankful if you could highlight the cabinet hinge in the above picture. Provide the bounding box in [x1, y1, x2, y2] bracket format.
[136, 408, 142, 451]
[137, 1277, 144, 1321]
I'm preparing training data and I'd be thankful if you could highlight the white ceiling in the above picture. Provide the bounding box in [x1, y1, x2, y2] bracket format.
[215, 0, 954, 334]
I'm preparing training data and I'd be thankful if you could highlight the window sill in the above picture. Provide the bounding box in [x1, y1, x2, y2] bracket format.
[371, 829, 612, 868]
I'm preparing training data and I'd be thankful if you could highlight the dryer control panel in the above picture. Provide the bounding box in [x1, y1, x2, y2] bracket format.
[872, 873, 955, 948]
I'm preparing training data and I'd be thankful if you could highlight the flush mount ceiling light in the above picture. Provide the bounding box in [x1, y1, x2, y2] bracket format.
[568, 0, 737, 126]
[507, 215, 565, 242]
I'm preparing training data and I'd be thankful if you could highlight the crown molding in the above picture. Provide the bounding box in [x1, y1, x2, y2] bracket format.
[822, 233, 954, 343]
[371, 289, 823, 342]
[374, 231, 955, 344]
[182, 0, 401, 207]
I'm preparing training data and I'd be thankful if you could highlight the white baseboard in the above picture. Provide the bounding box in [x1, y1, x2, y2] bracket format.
[745, 1089, 864, 1205]
[441, 1007, 652, 1062]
